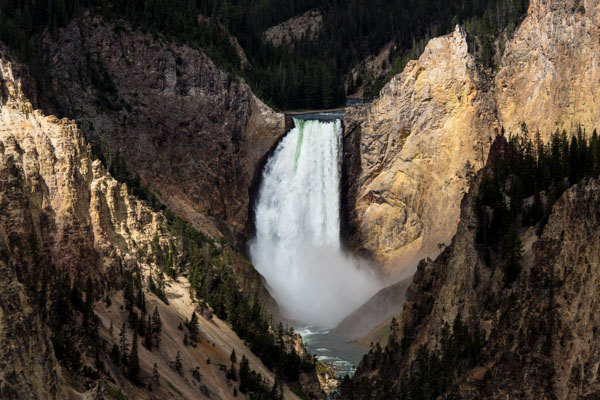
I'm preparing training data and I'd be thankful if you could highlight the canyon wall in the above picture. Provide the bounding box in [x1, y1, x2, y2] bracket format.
[496, 0, 600, 137]
[0, 49, 167, 397]
[0, 49, 305, 399]
[345, 0, 600, 279]
[38, 15, 289, 240]
[343, 26, 497, 278]
[345, 148, 600, 398]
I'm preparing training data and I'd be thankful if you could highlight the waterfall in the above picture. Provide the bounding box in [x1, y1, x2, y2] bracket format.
[250, 118, 381, 328]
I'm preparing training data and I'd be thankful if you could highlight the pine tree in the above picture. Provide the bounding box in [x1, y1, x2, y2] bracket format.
[128, 331, 140, 382]
[84, 276, 94, 313]
[137, 314, 146, 338]
[501, 223, 523, 284]
[174, 351, 183, 375]
[188, 312, 199, 342]
[230, 349, 237, 364]
[110, 344, 120, 364]
[550, 130, 562, 181]
[70, 277, 83, 311]
[151, 306, 162, 348]
[147, 274, 156, 293]
[152, 362, 160, 387]
[136, 288, 146, 314]
[144, 314, 153, 350]
[128, 309, 138, 330]
[157, 271, 166, 297]
[124, 278, 135, 312]
[239, 355, 250, 394]
[560, 129, 570, 177]
[569, 134, 580, 184]
[227, 363, 238, 381]
[119, 322, 128, 365]
[250, 294, 261, 322]
[591, 129, 600, 177]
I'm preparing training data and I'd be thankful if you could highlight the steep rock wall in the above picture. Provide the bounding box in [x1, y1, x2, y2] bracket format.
[345, 1, 600, 278]
[496, 0, 600, 137]
[343, 27, 497, 278]
[38, 15, 289, 240]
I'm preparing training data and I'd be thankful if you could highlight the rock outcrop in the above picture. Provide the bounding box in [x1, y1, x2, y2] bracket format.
[264, 10, 323, 48]
[0, 46, 176, 290]
[38, 15, 289, 240]
[343, 26, 497, 278]
[496, 0, 600, 138]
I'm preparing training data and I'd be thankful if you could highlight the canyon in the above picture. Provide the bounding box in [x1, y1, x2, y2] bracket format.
[1, 0, 600, 398]
[0, 46, 324, 399]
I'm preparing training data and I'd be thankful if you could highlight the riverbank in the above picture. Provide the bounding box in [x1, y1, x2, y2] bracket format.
[299, 327, 368, 378]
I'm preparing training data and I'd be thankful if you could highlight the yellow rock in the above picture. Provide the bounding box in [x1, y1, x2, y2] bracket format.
[346, 26, 497, 279]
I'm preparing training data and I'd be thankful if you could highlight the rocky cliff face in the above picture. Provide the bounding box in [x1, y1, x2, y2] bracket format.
[345, 0, 600, 279]
[342, 141, 600, 398]
[0, 49, 169, 397]
[343, 26, 497, 278]
[0, 48, 181, 282]
[37, 15, 289, 240]
[496, 0, 600, 137]
[537, 178, 600, 399]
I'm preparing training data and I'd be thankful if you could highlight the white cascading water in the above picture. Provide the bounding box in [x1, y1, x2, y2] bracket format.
[250, 118, 382, 328]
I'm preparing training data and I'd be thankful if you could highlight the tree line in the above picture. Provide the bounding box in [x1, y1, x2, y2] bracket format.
[1, 0, 529, 110]
[477, 126, 600, 283]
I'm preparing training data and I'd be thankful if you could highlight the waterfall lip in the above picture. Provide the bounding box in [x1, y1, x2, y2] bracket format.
[286, 109, 345, 121]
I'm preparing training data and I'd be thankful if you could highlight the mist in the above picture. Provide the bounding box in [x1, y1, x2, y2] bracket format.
[250, 118, 383, 328]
